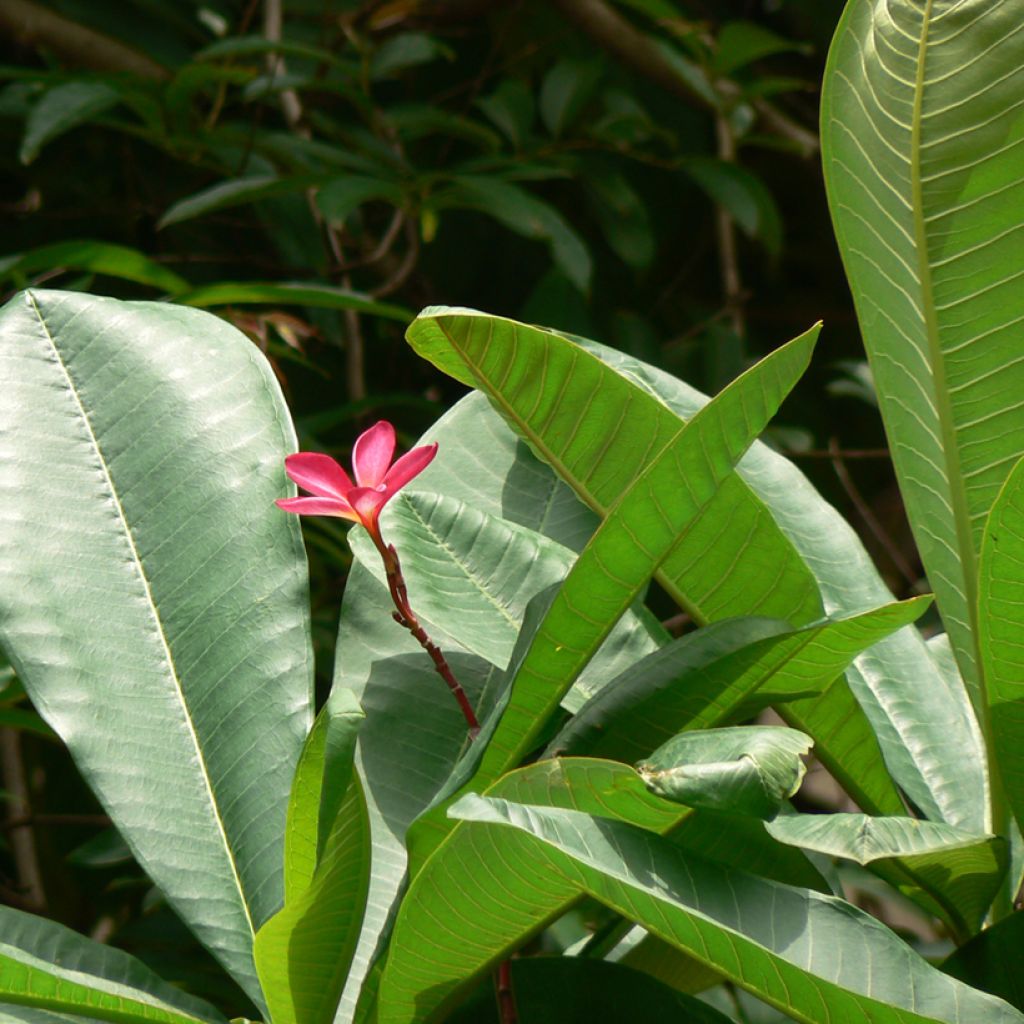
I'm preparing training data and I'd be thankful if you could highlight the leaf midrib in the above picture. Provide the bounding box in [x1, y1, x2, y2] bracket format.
[910, 2, 982, 695]
[27, 291, 255, 941]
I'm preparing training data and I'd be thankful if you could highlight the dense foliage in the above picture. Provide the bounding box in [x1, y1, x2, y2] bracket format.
[3, 2, 1024, 1023]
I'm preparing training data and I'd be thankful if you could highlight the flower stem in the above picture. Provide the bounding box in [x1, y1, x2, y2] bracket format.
[375, 537, 480, 738]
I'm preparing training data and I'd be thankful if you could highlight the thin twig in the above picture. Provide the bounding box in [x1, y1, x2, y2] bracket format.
[714, 114, 746, 339]
[375, 539, 480, 738]
[370, 218, 420, 298]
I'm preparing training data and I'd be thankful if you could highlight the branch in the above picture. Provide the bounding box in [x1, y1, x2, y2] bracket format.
[1, 0, 169, 79]
[550, 0, 705, 111]
[551, 0, 818, 156]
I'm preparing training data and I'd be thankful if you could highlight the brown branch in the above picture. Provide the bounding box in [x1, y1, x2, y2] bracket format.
[714, 114, 745, 339]
[551, 0, 817, 156]
[1, 728, 46, 912]
[550, 0, 706, 111]
[1, 0, 169, 79]
[828, 437, 919, 589]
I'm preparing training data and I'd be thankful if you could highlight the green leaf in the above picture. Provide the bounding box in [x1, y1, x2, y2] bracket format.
[979, 457, 1024, 837]
[410, 311, 816, 790]
[0, 291, 314, 1005]
[157, 175, 325, 229]
[171, 281, 411, 321]
[412, 329, 981, 830]
[315, 176, 404, 226]
[767, 813, 1008, 936]
[370, 33, 449, 79]
[0, 242, 189, 294]
[436, 177, 592, 292]
[474, 79, 534, 148]
[379, 758, 827, 1021]
[822, 0, 1024, 720]
[20, 82, 121, 164]
[329, 561, 504, 1022]
[253, 777, 371, 1024]
[567, 338, 987, 831]
[0, 906, 226, 1024]
[407, 311, 824, 645]
[714, 21, 809, 75]
[549, 598, 929, 773]
[637, 726, 812, 818]
[444, 799, 1024, 1024]
[942, 911, 1024, 1012]
[540, 58, 602, 138]
[281, 692, 364, 901]
[682, 158, 782, 255]
[347, 491, 663, 700]
[583, 166, 654, 269]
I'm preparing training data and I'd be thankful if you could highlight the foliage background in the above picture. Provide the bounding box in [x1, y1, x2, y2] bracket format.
[0, 0, 921, 1016]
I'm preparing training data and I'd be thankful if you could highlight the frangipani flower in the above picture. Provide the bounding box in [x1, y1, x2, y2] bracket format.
[276, 420, 436, 544]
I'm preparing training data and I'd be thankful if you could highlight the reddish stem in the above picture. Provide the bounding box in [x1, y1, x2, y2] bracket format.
[373, 534, 480, 739]
[496, 960, 518, 1024]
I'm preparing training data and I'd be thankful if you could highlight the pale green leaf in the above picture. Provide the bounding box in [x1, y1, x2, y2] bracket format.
[637, 726, 812, 818]
[443, 799, 1024, 1024]
[822, 0, 1024, 721]
[0, 291, 313, 1005]
[0, 905, 225, 1024]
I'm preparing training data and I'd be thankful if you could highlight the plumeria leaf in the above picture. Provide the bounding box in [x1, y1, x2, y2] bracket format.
[766, 813, 1007, 937]
[0, 906, 226, 1024]
[822, 0, 1024, 721]
[419, 314, 817, 797]
[412, 325, 983, 831]
[978, 456, 1024, 837]
[548, 597, 929, 785]
[637, 726, 813, 819]
[0, 291, 314, 1006]
[377, 757, 826, 1022]
[433, 799, 1023, 1024]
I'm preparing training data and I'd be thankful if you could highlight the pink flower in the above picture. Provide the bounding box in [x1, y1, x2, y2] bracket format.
[276, 421, 437, 543]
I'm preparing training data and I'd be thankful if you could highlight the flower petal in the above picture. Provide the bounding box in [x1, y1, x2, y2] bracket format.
[348, 486, 389, 522]
[382, 443, 438, 492]
[352, 421, 396, 488]
[284, 452, 354, 499]
[276, 496, 359, 521]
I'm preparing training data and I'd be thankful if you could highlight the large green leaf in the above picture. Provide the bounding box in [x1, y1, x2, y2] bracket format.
[408, 315, 985, 829]
[407, 311, 824, 632]
[420, 314, 818, 790]
[441, 799, 1024, 1024]
[254, 780, 370, 1024]
[822, 0, 1024, 724]
[0, 906, 225, 1024]
[378, 758, 827, 1022]
[0, 291, 313, 1004]
[329, 563, 503, 1022]
[348, 491, 664, 706]
[766, 813, 1007, 937]
[569, 338, 986, 831]
[978, 457, 1024, 837]
[549, 597, 928, 795]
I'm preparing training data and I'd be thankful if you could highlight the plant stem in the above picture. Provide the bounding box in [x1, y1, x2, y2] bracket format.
[374, 537, 480, 738]
[496, 959, 518, 1024]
